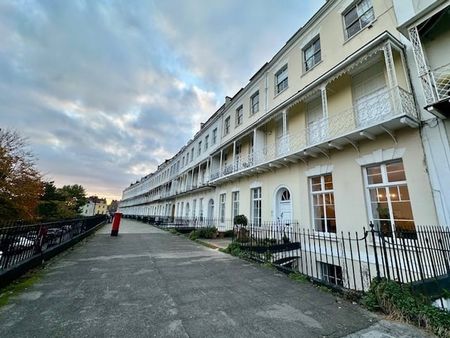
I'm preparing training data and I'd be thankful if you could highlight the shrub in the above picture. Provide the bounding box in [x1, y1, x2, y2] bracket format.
[189, 226, 217, 240]
[363, 278, 450, 337]
[234, 214, 248, 227]
[223, 242, 242, 257]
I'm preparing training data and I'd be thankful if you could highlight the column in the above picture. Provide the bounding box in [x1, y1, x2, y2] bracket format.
[320, 86, 328, 118]
[383, 42, 401, 113]
[233, 141, 236, 170]
[383, 42, 398, 89]
[282, 109, 287, 135]
[219, 150, 223, 176]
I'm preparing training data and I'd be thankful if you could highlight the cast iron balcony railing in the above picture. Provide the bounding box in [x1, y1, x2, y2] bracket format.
[431, 62, 450, 103]
[210, 86, 417, 181]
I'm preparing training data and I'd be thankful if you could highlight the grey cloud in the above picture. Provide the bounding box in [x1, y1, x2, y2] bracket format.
[0, 0, 322, 200]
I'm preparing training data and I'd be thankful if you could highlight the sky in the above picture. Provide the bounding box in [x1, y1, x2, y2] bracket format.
[0, 0, 324, 202]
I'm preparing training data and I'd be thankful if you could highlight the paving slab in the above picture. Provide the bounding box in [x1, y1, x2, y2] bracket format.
[0, 219, 431, 337]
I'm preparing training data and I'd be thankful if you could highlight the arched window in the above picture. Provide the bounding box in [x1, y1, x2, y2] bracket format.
[281, 189, 291, 201]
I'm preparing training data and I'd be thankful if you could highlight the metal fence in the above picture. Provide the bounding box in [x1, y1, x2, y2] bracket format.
[235, 222, 450, 295]
[0, 215, 106, 271]
[125, 214, 234, 231]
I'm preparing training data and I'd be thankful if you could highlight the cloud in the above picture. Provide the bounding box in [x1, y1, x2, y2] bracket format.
[0, 0, 323, 200]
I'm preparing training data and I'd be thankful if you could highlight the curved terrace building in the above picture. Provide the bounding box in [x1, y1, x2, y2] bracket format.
[119, 0, 446, 236]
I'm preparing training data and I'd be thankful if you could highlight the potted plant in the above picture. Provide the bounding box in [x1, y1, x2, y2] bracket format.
[234, 214, 248, 242]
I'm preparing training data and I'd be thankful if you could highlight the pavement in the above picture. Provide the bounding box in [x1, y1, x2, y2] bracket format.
[0, 219, 431, 337]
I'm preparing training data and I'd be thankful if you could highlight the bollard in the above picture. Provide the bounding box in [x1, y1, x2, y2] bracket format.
[111, 212, 122, 236]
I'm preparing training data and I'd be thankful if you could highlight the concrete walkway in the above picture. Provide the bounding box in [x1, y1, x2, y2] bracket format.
[0, 220, 430, 337]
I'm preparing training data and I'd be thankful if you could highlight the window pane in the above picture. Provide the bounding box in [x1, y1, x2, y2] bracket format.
[346, 21, 361, 38]
[344, 7, 358, 27]
[386, 161, 406, 182]
[360, 9, 374, 27]
[398, 185, 410, 201]
[325, 205, 335, 219]
[371, 201, 389, 219]
[324, 174, 333, 190]
[313, 194, 323, 206]
[327, 219, 337, 233]
[391, 201, 414, 220]
[315, 219, 326, 232]
[311, 177, 321, 191]
[314, 206, 324, 218]
[389, 186, 399, 201]
[367, 166, 382, 184]
[395, 220, 416, 235]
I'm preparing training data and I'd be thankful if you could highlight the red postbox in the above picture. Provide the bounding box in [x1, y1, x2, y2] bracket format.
[111, 212, 122, 236]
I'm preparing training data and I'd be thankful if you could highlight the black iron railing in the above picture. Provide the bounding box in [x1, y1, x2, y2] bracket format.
[124, 214, 234, 231]
[0, 215, 106, 271]
[234, 222, 450, 295]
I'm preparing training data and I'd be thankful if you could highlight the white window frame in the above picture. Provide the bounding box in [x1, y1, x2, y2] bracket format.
[224, 116, 230, 135]
[219, 193, 226, 223]
[250, 91, 259, 115]
[236, 105, 243, 126]
[232, 191, 240, 219]
[343, 0, 375, 40]
[310, 174, 336, 234]
[319, 262, 343, 286]
[204, 135, 209, 150]
[303, 36, 321, 72]
[198, 141, 202, 156]
[251, 187, 262, 227]
[212, 128, 217, 144]
[275, 64, 288, 95]
[363, 160, 416, 236]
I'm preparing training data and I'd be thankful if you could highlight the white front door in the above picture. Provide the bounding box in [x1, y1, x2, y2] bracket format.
[276, 188, 292, 224]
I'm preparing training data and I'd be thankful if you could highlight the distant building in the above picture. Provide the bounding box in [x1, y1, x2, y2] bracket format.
[108, 200, 119, 213]
[81, 196, 108, 216]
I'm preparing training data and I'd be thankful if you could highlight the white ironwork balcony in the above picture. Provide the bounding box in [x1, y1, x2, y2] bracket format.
[210, 86, 417, 182]
[432, 63, 450, 102]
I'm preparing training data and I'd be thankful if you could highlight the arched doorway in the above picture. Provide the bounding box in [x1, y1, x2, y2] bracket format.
[275, 187, 292, 224]
[207, 199, 214, 220]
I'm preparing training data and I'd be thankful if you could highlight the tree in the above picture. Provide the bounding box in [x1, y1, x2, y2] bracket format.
[0, 129, 43, 220]
[59, 184, 87, 213]
[37, 182, 87, 220]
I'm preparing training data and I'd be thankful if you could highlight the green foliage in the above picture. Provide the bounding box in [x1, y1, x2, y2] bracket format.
[234, 214, 248, 226]
[189, 227, 217, 240]
[363, 278, 450, 337]
[169, 228, 179, 235]
[289, 272, 308, 283]
[37, 181, 87, 220]
[0, 272, 42, 307]
[223, 242, 243, 257]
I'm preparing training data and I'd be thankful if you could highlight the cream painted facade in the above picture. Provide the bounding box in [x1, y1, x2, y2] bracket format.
[119, 0, 442, 235]
[81, 199, 108, 216]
